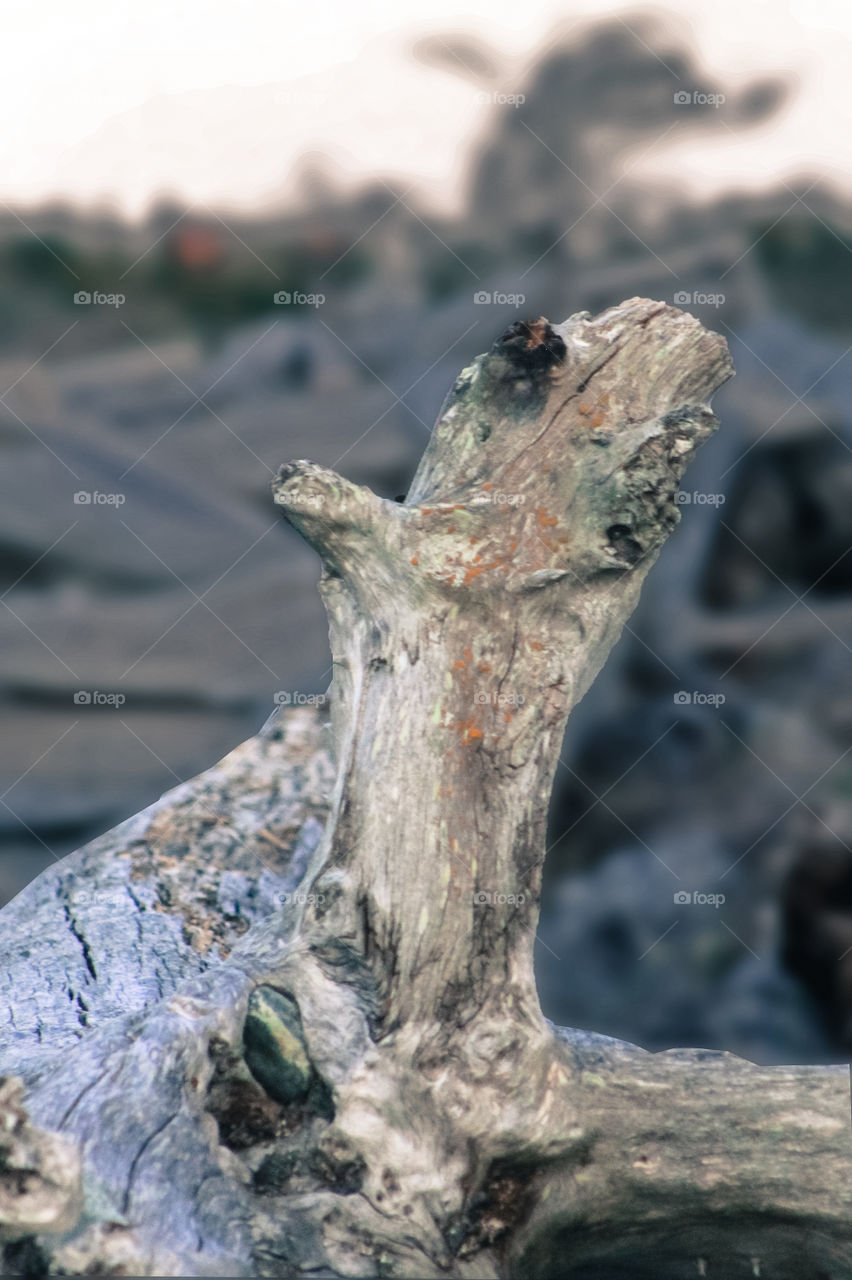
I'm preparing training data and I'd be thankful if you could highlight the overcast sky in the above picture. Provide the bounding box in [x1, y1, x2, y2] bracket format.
[3, 0, 849, 217]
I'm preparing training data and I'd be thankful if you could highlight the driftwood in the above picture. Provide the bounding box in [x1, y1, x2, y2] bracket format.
[3, 299, 852, 1279]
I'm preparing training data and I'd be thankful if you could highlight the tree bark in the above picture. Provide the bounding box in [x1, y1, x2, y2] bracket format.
[3, 300, 852, 1279]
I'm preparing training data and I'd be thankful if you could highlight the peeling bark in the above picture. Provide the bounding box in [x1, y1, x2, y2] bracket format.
[2, 301, 850, 1278]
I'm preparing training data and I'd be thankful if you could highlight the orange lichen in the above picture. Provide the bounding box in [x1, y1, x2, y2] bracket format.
[536, 508, 558, 528]
[482, 482, 492, 490]
[452, 717, 484, 742]
[528, 640, 544, 651]
[462, 559, 505, 585]
[411, 557, 419, 565]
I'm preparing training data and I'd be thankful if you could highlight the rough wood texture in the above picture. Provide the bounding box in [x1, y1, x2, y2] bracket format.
[3, 300, 851, 1279]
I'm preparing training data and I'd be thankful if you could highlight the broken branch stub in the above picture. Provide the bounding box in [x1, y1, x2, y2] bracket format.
[272, 300, 733, 1039]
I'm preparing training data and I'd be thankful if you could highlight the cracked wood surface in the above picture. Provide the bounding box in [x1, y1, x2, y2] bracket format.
[1, 707, 333, 1085]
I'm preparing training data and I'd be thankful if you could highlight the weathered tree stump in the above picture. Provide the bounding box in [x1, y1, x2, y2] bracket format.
[3, 300, 852, 1279]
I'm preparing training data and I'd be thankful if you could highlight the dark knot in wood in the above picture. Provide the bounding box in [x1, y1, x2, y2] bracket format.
[491, 317, 567, 372]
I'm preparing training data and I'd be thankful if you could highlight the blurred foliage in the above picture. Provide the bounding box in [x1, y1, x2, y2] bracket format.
[755, 215, 852, 337]
[0, 227, 373, 349]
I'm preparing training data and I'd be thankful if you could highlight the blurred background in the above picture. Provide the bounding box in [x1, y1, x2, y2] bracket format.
[4, 0, 852, 1066]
